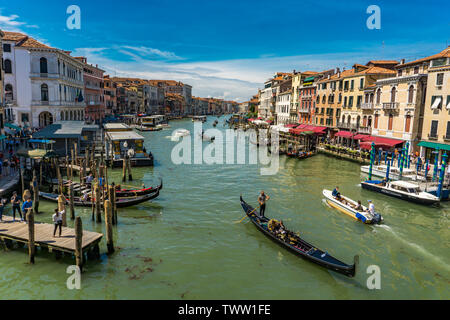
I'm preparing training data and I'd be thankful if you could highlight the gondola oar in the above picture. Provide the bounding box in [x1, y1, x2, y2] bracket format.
[234, 204, 261, 224]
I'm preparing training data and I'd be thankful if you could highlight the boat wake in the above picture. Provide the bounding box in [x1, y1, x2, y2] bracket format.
[375, 224, 450, 272]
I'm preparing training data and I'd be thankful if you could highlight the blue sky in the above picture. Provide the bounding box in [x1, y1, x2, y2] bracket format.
[1, 0, 449, 101]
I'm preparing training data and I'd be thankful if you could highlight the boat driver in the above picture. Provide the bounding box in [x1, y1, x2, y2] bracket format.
[332, 186, 341, 200]
[258, 191, 270, 217]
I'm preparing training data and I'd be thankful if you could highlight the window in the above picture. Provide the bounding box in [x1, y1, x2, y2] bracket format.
[376, 89, 381, 104]
[5, 84, 13, 101]
[414, 66, 419, 74]
[446, 121, 450, 139]
[41, 84, 49, 101]
[3, 44, 11, 52]
[344, 81, 349, 91]
[388, 114, 394, 131]
[344, 96, 347, 107]
[405, 115, 411, 133]
[357, 95, 362, 107]
[21, 113, 29, 123]
[4, 59, 12, 73]
[40, 57, 48, 74]
[436, 73, 444, 86]
[322, 95, 326, 104]
[348, 96, 354, 107]
[408, 85, 414, 104]
[398, 70, 403, 77]
[430, 120, 438, 138]
[350, 80, 354, 90]
[431, 95, 443, 109]
[374, 114, 379, 129]
[338, 93, 342, 103]
[360, 78, 364, 89]
[391, 87, 396, 103]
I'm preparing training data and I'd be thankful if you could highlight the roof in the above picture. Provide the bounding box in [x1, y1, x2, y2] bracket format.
[3, 31, 52, 49]
[104, 123, 130, 130]
[400, 47, 450, 67]
[106, 131, 144, 141]
[391, 181, 420, 189]
[366, 60, 399, 65]
[32, 121, 99, 139]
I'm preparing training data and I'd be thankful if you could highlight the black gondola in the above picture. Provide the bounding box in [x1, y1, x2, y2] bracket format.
[239, 196, 357, 277]
[40, 189, 160, 208]
[115, 179, 163, 197]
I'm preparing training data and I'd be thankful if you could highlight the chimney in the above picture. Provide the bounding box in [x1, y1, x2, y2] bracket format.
[328, 74, 330, 79]
[293, 69, 296, 74]
[336, 67, 340, 74]
[400, 59, 405, 64]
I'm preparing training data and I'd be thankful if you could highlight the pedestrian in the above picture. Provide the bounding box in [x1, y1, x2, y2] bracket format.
[10, 191, 23, 221]
[258, 190, 270, 218]
[0, 158, 3, 176]
[0, 198, 5, 221]
[3, 159, 8, 176]
[52, 208, 63, 237]
[10, 159, 15, 176]
[21, 198, 33, 221]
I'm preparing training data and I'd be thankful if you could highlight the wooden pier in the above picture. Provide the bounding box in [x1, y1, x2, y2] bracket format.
[0, 216, 103, 258]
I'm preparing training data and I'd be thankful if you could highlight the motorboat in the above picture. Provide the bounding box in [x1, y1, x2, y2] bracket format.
[360, 179, 440, 205]
[322, 189, 383, 224]
[360, 164, 426, 181]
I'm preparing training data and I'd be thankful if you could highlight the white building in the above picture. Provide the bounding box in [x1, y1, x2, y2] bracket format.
[259, 82, 273, 119]
[276, 90, 291, 124]
[3, 31, 85, 128]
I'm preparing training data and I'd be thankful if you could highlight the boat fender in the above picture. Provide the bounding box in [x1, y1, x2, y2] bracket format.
[355, 212, 367, 223]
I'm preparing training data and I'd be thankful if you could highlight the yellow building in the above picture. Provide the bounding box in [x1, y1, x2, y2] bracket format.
[339, 63, 396, 136]
[417, 47, 450, 161]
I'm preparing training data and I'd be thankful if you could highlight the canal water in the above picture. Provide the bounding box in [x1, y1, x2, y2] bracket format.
[1, 117, 448, 299]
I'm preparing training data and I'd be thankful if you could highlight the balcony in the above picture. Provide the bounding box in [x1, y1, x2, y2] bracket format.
[428, 133, 438, 141]
[298, 108, 310, 113]
[31, 100, 86, 107]
[361, 103, 373, 110]
[443, 135, 450, 142]
[382, 102, 400, 110]
[357, 126, 372, 134]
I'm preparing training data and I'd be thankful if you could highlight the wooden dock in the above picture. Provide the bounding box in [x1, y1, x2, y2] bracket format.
[0, 216, 103, 254]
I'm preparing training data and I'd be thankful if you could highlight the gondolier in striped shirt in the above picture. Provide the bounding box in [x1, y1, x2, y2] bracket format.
[258, 191, 270, 217]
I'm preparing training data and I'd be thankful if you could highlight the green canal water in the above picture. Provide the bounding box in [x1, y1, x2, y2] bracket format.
[0, 117, 449, 299]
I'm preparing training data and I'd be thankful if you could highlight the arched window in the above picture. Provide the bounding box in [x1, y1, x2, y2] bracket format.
[347, 115, 351, 123]
[60, 111, 64, 121]
[408, 85, 414, 104]
[40, 57, 48, 73]
[390, 87, 396, 103]
[322, 95, 326, 104]
[41, 84, 49, 101]
[316, 95, 320, 104]
[5, 84, 13, 101]
[376, 89, 381, 104]
[363, 116, 367, 127]
[4, 59, 12, 73]
[370, 93, 374, 103]
[405, 115, 411, 132]
[368, 116, 372, 127]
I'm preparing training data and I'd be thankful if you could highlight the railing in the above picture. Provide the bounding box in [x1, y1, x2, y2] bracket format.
[31, 100, 86, 107]
[361, 103, 373, 110]
[298, 108, 310, 113]
[382, 102, 400, 110]
[357, 126, 372, 134]
[443, 135, 450, 142]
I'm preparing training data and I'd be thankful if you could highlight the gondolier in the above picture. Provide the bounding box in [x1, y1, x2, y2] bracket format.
[258, 191, 270, 217]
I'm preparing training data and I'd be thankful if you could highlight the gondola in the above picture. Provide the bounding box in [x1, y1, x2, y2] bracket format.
[239, 196, 357, 277]
[115, 179, 163, 197]
[40, 189, 160, 208]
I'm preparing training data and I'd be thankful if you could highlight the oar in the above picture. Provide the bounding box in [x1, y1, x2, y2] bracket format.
[234, 204, 261, 224]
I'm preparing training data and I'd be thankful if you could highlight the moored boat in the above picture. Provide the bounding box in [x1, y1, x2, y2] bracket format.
[239, 196, 357, 277]
[322, 189, 383, 224]
[360, 180, 440, 205]
[360, 164, 425, 181]
[40, 189, 160, 208]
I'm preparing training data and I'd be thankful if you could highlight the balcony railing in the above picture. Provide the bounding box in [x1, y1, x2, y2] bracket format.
[361, 103, 373, 110]
[382, 102, 400, 110]
[31, 100, 86, 107]
[298, 108, 310, 113]
[428, 133, 438, 140]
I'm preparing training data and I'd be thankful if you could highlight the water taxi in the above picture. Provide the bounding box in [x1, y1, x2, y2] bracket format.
[322, 190, 383, 224]
[360, 180, 440, 205]
[135, 115, 167, 131]
[360, 164, 425, 181]
[192, 115, 207, 123]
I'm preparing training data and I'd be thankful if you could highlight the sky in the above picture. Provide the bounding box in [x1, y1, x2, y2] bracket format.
[0, 0, 449, 102]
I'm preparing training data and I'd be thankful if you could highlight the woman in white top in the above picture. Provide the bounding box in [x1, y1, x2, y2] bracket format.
[52, 208, 64, 237]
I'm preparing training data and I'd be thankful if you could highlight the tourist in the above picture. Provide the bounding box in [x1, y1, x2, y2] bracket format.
[52, 208, 63, 237]
[0, 158, 3, 176]
[85, 173, 94, 185]
[21, 198, 33, 221]
[0, 198, 5, 221]
[258, 191, 270, 217]
[368, 200, 375, 216]
[3, 159, 8, 176]
[355, 200, 363, 211]
[10, 159, 16, 176]
[10, 191, 23, 222]
[332, 186, 341, 200]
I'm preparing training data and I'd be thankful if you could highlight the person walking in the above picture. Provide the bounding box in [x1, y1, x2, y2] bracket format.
[21, 198, 33, 222]
[52, 208, 63, 237]
[10, 191, 23, 221]
[258, 191, 270, 218]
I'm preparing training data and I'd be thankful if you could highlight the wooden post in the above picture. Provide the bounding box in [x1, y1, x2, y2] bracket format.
[56, 159, 63, 194]
[69, 182, 75, 220]
[111, 182, 117, 224]
[58, 194, 67, 227]
[108, 185, 116, 225]
[19, 157, 25, 193]
[104, 199, 114, 253]
[74, 216, 83, 271]
[39, 161, 43, 187]
[71, 148, 75, 180]
[95, 181, 101, 223]
[85, 146, 90, 170]
[127, 157, 133, 181]
[122, 157, 127, 182]
[91, 182, 96, 221]
[27, 209, 35, 264]
[32, 170, 39, 214]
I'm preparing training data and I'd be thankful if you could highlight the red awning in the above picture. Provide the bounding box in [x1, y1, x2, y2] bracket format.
[284, 124, 298, 128]
[266, 120, 273, 124]
[359, 136, 404, 150]
[313, 126, 327, 134]
[335, 131, 354, 138]
[248, 118, 255, 122]
[353, 134, 369, 140]
[289, 128, 308, 135]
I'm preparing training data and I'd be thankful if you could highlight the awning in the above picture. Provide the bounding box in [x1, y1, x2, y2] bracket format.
[5, 123, 20, 130]
[360, 136, 404, 150]
[418, 141, 450, 152]
[313, 126, 327, 134]
[335, 131, 354, 138]
[290, 128, 309, 135]
[284, 124, 298, 128]
[353, 134, 369, 140]
[431, 97, 442, 109]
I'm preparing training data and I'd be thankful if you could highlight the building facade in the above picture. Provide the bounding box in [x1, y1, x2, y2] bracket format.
[103, 75, 117, 115]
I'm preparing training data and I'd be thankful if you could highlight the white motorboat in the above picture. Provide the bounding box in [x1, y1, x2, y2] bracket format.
[322, 189, 383, 224]
[361, 179, 440, 205]
[361, 164, 426, 181]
